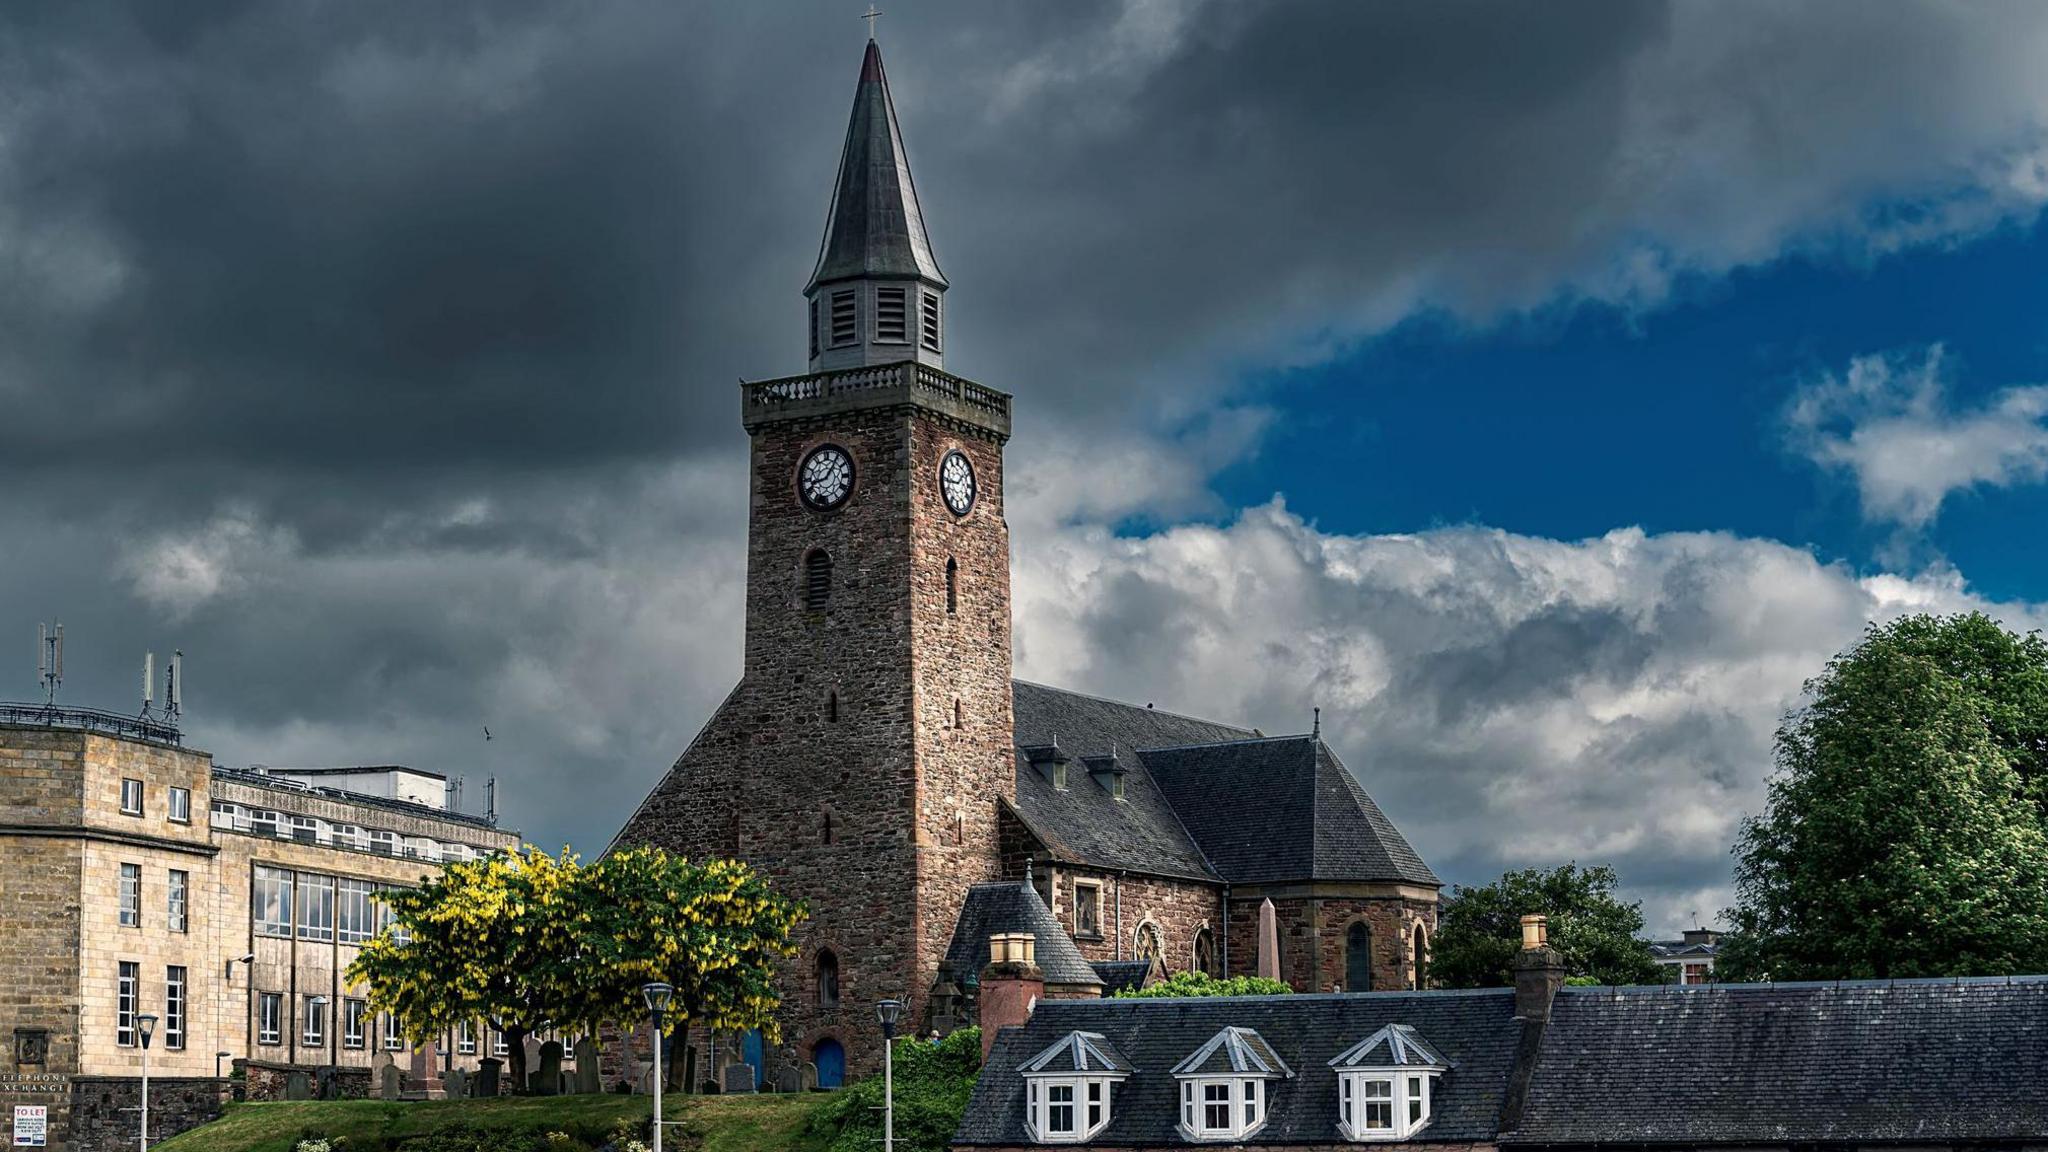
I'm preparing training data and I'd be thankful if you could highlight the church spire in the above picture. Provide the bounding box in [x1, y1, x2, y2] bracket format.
[805, 37, 949, 373]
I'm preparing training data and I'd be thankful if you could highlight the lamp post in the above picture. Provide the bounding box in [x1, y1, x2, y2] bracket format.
[875, 999, 905, 1152]
[642, 983, 674, 1152]
[136, 1013, 158, 1151]
[221, 953, 253, 1077]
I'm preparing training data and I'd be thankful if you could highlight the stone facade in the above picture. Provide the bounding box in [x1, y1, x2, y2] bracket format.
[0, 722, 520, 1150]
[66, 1076, 227, 1152]
[1225, 887, 1438, 994]
[1045, 866, 1221, 975]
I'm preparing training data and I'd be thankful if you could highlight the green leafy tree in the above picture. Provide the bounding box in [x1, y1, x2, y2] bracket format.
[1113, 971, 1292, 999]
[808, 1028, 982, 1152]
[1431, 863, 1662, 988]
[1720, 614, 2048, 980]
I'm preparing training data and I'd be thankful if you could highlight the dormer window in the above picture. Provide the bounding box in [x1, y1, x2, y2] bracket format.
[1172, 1027, 1291, 1142]
[1052, 762, 1068, 790]
[1329, 1023, 1449, 1141]
[1020, 1031, 1130, 1144]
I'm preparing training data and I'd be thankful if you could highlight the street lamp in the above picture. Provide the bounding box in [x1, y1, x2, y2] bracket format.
[875, 1000, 906, 1152]
[136, 1013, 158, 1151]
[642, 983, 674, 1152]
[221, 954, 254, 1077]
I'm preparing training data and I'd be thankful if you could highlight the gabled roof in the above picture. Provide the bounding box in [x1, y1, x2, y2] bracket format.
[1145, 736, 1440, 887]
[1508, 979, 2048, 1144]
[941, 882, 1102, 988]
[1328, 1023, 1452, 1070]
[1020, 1031, 1134, 1077]
[1171, 1026, 1294, 1079]
[807, 38, 946, 293]
[956, 990, 1525, 1146]
[1091, 959, 1156, 997]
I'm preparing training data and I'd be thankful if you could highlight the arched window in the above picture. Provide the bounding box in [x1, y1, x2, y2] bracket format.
[816, 949, 840, 1009]
[1192, 926, 1216, 976]
[945, 557, 958, 614]
[1411, 923, 1429, 990]
[826, 691, 839, 723]
[953, 698, 963, 728]
[1346, 921, 1373, 992]
[804, 550, 832, 609]
[1135, 922, 1164, 964]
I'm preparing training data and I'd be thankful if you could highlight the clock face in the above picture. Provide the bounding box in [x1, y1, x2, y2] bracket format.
[939, 450, 976, 516]
[799, 445, 855, 510]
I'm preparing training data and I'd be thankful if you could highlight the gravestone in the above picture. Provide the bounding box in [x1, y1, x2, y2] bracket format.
[634, 1056, 655, 1096]
[444, 1067, 468, 1099]
[408, 1040, 447, 1100]
[801, 1062, 819, 1092]
[772, 1066, 800, 1094]
[316, 1066, 338, 1100]
[284, 1071, 311, 1101]
[522, 1036, 543, 1080]
[536, 1041, 564, 1096]
[722, 1063, 756, 1094]
[379, 1063, 405, 1102]
[572, 1038, 602, 1094]
[476, 1058, 502, 1098]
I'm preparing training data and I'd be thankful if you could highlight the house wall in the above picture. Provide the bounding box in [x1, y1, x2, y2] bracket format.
[1226, 888, 1438, 993]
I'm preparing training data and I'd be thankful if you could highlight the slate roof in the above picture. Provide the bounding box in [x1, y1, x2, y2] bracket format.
[955, 990, 1525, 1146]
[1091, 960, 1155, 997]
[1144, 736, 1440, 887]
[943, 882, 1103, 988]
[808, 38, 946, 292]
[1008, 681, 1247, 882]
[1507, 978, 2048, 1145]
[1020, 1031, 1134, 1077]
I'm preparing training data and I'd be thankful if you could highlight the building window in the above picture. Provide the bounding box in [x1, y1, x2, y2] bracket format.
[337, 877, 377, 944]
[1193, 926, 1216, 975]
[253, 866, 294, 937]
[826, 691, 839, 723]
[1051, 762, 1068, 791]
[1046, 1082, 1075, 1135]
[380, 1012, 404, 1052]
[1411, 923, 1429, 990]
[120, 778, 143, 815]
[1110, 774, 1125, 801]
[876, 286, 908, 342]
[165, 966, 187, 1050]
[290, 815, 320, 844]
[830, 290, 857, 347]
[1135, 921, 1164, 963]
[119, 863, 142, 927]
[1073, 883, 1102, 938]
[298, 874, 335, 942]
[369, 830, 399, 856]
[259, 993, 282, 1046]
[343, 999, 367, 1049]
[457, 1019, 476, 1056]
[167, 786, 191, 823]
[920, 291, 941, 352]
[816, 949, 841, 1009]
[1346, 920, 1373, 992]
[494, 1030, 510, 1057]
[953, 698, 963, 728]
[303, 996, 326, 1046]
[945, 557, 958, 614]
[804, 550, 833, 609]
[809, 298, 819, 359]
[1202, 1081, 1230, 1131]
[1178, 1078, 1269, 1140]
[1331, 1023, 1447, 1140]
[249, 809, 281, 838]
[1360, 1077, 1393, 1131]
[117, 962, 138, 1047]
[1025, 1077, 1117, 1142]
[168, 869, 188, 933]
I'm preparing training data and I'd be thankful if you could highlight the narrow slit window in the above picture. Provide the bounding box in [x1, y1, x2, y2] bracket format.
[876, 287, 908, 342]
[953, 698, 963, 728]
[822, 808, 835, 845]
[809, 298, 820, 359]
[945, 557, 958, 614]
[920, 292, 941, 352]
[805, 550, 833, 609]
[827, 691, 839, 722]
[830, 290, 857, 347]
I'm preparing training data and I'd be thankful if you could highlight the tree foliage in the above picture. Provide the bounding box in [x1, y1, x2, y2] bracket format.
[347, 846, 804, 1091]
[808, 1029, 982, 1152]
[1112, 971, 1292, 999]
[1430, 863, 1662, 988]
[1720, 613, 2048, 981]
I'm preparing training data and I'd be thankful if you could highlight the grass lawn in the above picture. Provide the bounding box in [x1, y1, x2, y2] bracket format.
[152, 1092, 829, 1152]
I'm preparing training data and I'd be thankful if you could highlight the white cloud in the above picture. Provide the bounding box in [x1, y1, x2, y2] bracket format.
[121, 506, 294, 621]
[1787, 345, 2048, 527]
[1011, 500, 2045, 934]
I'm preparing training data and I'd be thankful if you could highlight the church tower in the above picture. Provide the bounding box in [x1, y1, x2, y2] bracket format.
[615, 37, 1014, 1081]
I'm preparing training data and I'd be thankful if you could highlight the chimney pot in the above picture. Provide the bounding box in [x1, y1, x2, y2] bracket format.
[1513, 913, 1565, 1022]
[1520, 914, 1548, 950]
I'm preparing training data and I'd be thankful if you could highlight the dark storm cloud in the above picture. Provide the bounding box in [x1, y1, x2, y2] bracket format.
[5, 1, 2048, 906]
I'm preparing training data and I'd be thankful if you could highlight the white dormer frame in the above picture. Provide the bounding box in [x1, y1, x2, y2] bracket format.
[1329, 1024, 1450, 1142]
[1020, 1031, 1131, 1144]
[1172, 1027, 1292, 1142]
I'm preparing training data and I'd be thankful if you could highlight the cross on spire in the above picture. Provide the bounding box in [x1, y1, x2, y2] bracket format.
[862, 4, 882, 40]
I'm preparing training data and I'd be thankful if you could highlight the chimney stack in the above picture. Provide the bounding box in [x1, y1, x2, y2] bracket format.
[1513, 914, 1566, 1022]
[980, 932, 1045, 1062]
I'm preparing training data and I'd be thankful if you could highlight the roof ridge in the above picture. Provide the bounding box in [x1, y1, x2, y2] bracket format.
[1013, 678, 1257, 735]
[1132, 733, 1313, 754]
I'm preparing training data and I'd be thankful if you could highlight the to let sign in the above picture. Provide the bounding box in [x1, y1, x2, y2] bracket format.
[12, 1105, 46, 1146]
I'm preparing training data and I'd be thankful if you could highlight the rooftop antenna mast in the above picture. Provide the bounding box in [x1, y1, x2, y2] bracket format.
[36, 623, 63, 707]
[141, 652, 155, 719]
[165, 650, 183, 724]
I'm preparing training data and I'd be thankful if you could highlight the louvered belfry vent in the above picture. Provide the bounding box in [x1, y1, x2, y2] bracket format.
[805, 550, 833, 609]
[921, 291, 942, 352]
[830, 291, 858, 347]
[877, 287, 908, 342]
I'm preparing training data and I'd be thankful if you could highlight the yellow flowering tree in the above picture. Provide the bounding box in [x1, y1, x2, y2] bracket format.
[347, 845, 803, 1093]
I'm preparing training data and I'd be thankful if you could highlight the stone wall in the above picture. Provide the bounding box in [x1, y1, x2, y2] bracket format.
[1226, 890, 1438, 993]
[67, 1076, 227, 1152]
[240, 1058, 371, 1102]
[1051, 867, 1221, 975]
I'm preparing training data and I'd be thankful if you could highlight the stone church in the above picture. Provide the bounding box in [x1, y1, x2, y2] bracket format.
[610, 37, 1438, 1088]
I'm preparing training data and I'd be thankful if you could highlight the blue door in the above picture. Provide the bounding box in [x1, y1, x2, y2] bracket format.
[813, 1038, 845, 1089]
[742, 1028, 765, 1089]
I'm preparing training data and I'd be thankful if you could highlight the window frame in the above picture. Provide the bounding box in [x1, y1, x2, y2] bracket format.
[1022, 1074, 1117, 1143]
[259, 993, 282, 1046]
[120, 778, 143, 816]
[168, 868, 188, 933]
[167, 785, 191, 824]
[165, 966, 187, 1050]
[1176, 1076, 1272, 1141]
[457, 1019, 477, 1056]
[297, 873, 335, 942]
[1335, 1069, 1437, 1141]
[116, 962, 139, 1047]
[342, 998, 367, 1050]
[1073, 881, 1102, 939]
[303, 995, 326, 1046]
[253, 865, 294, 937]
[118, 862, 142, 927]
[337, 877, 377, 944]
[380, 1012, 405, 1052]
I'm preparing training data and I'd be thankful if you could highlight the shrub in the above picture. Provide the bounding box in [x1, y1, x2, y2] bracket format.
[1112, 970, 1291, 999]
[807, 1028, 981, 1152]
